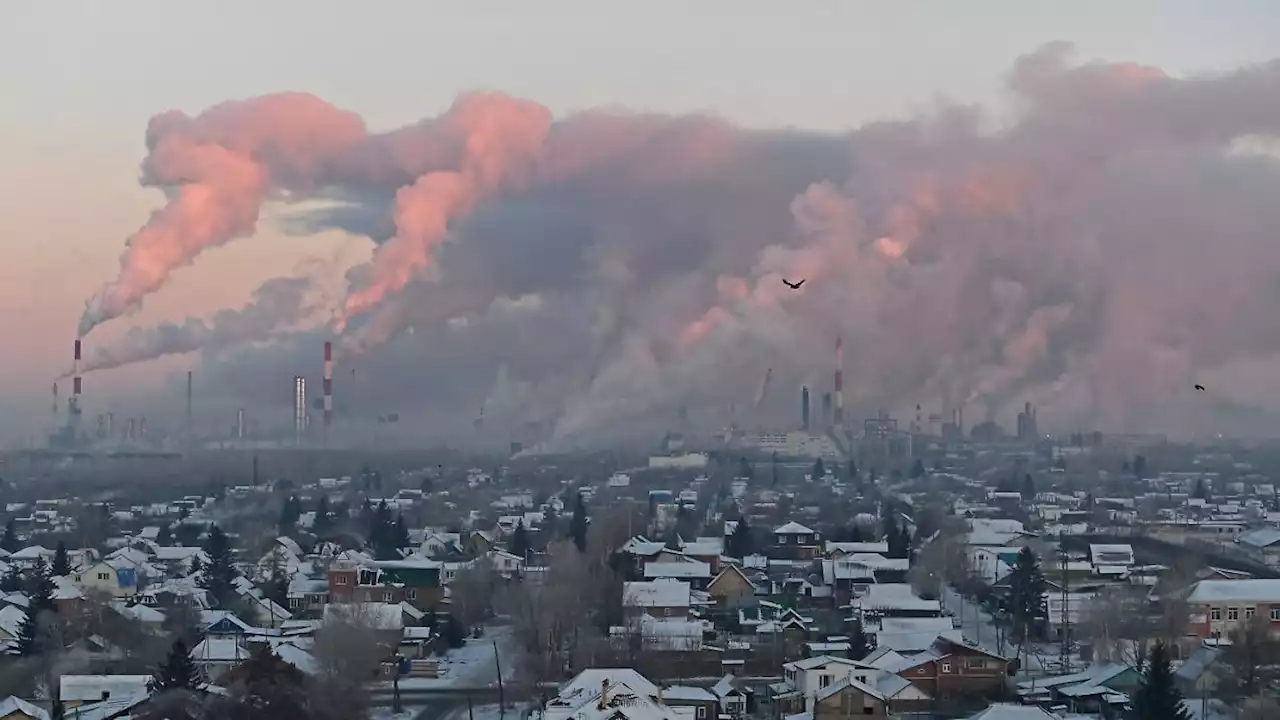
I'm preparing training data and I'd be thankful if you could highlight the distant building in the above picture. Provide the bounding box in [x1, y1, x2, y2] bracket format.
[1016, 402, 1039, 442]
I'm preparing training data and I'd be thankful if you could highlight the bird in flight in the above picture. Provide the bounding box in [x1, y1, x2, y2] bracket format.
[1194, 384, 1206, 391]
[782, 278, 806, 290]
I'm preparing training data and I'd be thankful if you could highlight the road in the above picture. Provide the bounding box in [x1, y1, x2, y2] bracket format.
[942, 587, 1064, 676]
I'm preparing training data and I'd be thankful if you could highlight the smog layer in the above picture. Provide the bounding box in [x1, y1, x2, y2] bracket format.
[77, 44, 1280, 447]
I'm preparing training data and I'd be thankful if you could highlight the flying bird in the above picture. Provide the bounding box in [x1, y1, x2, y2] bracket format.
[1194, 384, 1206, 391]
[782, 278, 806, 290]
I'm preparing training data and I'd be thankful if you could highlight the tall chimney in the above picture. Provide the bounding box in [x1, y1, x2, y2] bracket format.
[236, 408, 245, 440]
[958, 405, 965, 437]
[293, 376, 307, 445]
[139, 416, 148, 439]
[105, 412, 114, 439]
[186, 370, 193, 433]
[834, 335, 845, 428]
[801, 386, 811, 432]
[96, 414, 106, 439]
[323, 341, 333, 441]
[822, 392, 833, 428]
[70, 340, 83, 424]
[51, 383, 58, 428]
[127, 418, 136, 441]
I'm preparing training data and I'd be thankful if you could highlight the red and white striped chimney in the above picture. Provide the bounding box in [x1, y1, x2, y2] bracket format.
[71, 340, 83, 419]
[323, 341, 333, 432]
[834, 335, 844, 427]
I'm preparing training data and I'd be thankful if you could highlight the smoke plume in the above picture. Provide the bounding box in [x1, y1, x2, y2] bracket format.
[87, 44, 1280, 445]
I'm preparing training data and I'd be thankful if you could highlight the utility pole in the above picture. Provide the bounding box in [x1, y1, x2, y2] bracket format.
[1059, 531, 1072, 673]
[494, 639, 505, 714]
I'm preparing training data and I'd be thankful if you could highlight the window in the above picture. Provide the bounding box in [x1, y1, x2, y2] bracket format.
[98, 572, 110, 581]
[967, 657, 985, 669]
[1245, 606, 1255, 619]
[289, 598, 300, 609]
[941, 663, 952, 674]
[1271, 607, 1280, 621]
[696, 708, 707, 719]
[384, 592, 394, 603]
[336, 575, 349, 585]
[407, 589, 417, 600]
[1211, 607, 1222, 621]
[1228, 607, 1239, 621]
[819, 675, 832, 688]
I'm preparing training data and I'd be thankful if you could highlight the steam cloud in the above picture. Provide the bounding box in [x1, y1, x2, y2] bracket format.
[87, 44, 1280, 446]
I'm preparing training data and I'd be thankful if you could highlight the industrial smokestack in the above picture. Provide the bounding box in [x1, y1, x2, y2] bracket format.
[834, 336, 844, 428]
[139, 417, 147, 439]
[822, 392, 833, 428]
[801, 386, 811, 432]
[70, 340, 83, 423]
[236, 408, 245, 440]
[51, 383, 58, 428]
[127, 418, 136, 441]
[186, 370, 193, 432]
[293, 375, 307, 445]
[958, 405, 965, 437]
[323, 341, 333, 440]
[105, 412, 114, 439]
[96, 414, 106, 439]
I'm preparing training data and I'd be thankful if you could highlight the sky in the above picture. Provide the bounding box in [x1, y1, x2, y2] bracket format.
[1, 1, 1279, 446]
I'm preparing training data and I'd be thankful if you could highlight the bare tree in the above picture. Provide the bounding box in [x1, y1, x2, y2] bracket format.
[908, 517, 971, 600]
[450, 556, 499, 631]
[307, 603, 389, 720]
[1216, 616, 1280, 705]
[1079, 585, 1187, 667]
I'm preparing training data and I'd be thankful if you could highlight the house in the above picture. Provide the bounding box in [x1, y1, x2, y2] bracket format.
[773, 522, 821, 560]
[487, 549, 525, 576]
[644, 561, 712, 589]
[541, 669, 690, 720]
[706, 565, 756, 606]
[1186, 579, 1280, 637]
[1236, 528, 1280, 568]
[72, 560, 137, 599]
[813, 676, 890, 719]
[327, 558, 443, 611]
[0, 605, 25, 647]
[967, 705, 1059, 720]
[886, 637, 1009, 703]
[190, 637, 251, 681]
[710, 675, 748, 718]
[465, 531, 496, 557]
[778, 655, 880, 712]
[1014, 663, 1141, 716]
[623, 580, 692, 620]
[0, 696, 49, 720]
[1088, 544, 1135, 578]
[660, 685, 718, 719]
[58, 675, 150, 711]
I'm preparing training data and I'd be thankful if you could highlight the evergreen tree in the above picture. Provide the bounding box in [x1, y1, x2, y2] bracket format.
[148, 638, 203, 694]
[510, 520, 531, 559]
[811, 458, 826, 481]
[0, 566, 22, 593]
[200, 524, 238, 608]
[570, 493, 589, 553]
[1021, 473, 1036, 502]
[393, 515, 411, 550]
[313, 496, 332, 537]
[1132, 454, 1148, 480]
[0, 520, 19, 553]
[885, 515, 911, 559]
[52, 540, 71, 576]
[847, 459, 858, 481]
[910, 458, 926, 480]
[156, 523, 173, 547]
[189, 554, 203, 576]
[215, 645, 307, 720]
[1007, 546, 1047, 643]
[1128, 642, 1191, 720]
[738, 457, 754, 482]
[16, 558, 56, 656]
[278, 495, 301, 530]
[443, 614, 467, 648]
[727, 515, 752, 558]
[848, 618, 871, 661]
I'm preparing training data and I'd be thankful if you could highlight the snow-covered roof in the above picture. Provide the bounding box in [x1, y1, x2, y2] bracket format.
[0, 695, 50, 720]
[774, 521, 815, 535]
[1188, 579, 1280, 603]
[59, 675, 150, 702]
[623, 580, 691, 608]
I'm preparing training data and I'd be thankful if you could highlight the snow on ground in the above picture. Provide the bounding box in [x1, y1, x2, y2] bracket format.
[439, 702, 525, 720]
[391, 625, 519, 690]
[372, 711, 417, 720]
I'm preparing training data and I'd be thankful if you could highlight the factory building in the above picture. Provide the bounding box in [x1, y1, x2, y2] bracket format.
[857, 409, 913, 467]
[751, 431, 843, 460]
[1016, 401, 1039, 442]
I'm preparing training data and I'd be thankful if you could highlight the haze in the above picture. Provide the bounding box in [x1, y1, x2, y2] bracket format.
[3, 1, 1280, 449]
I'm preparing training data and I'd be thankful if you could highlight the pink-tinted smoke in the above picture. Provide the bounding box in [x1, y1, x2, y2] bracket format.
[79, 94, 366, 337]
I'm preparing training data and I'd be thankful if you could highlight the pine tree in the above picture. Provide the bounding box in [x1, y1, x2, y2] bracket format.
[1008, 546, 1047, 644]
[811, 458, 826, 481]
[510, 520, 530, 559]
[1021, 473, 1036, 502]
[393, 515, 410, 550]
[189, 554, 203, 576]
[200, 524, 238, 609]
[1128, 642, 1191, 720]
[16, 558, 56, 656]
[570, 493, 588, 553]
[0, 566, 21, 593]
[149, 638, 203, 694]
[0, 520, 19, 553]
[727, 515, 752, 558]
[278, 495, 301, 530]
[849, 618, 871, 661]
[847, 524, 864, 543]
[52, 540, 71, 576]
[156, 523, 173, 547]
[847, 460, 858, 482]
[313, 496, 332, 537]
[910, 458, 926, 480]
